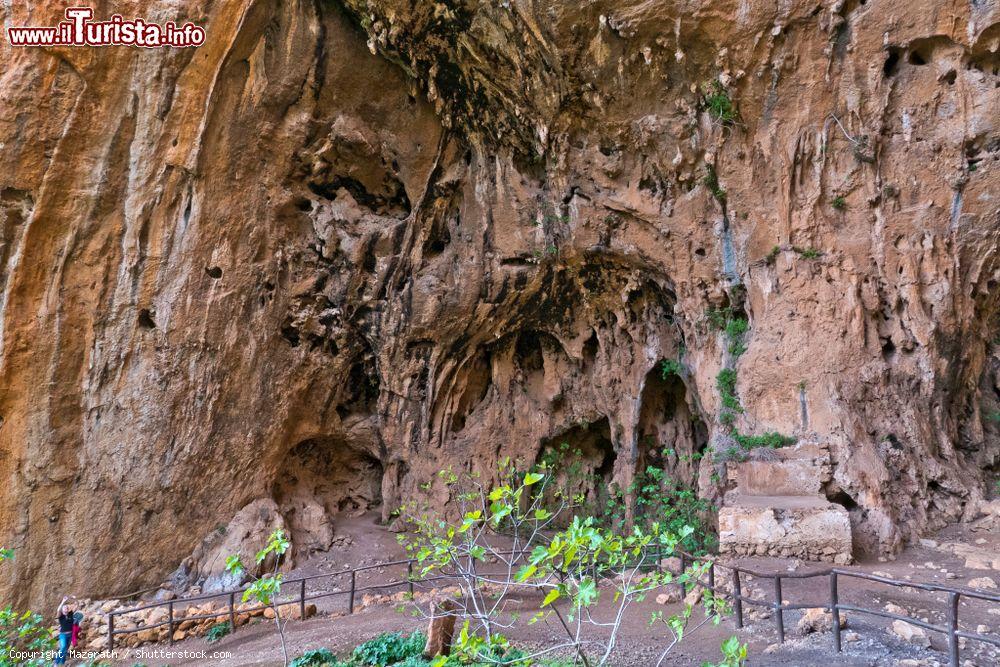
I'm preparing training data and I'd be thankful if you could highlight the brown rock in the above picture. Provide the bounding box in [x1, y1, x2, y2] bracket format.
[0, 0, 997, 609]
[796, 607, 845, 635]
[655, 586, 683, 605]
[892, 620, 930, 648]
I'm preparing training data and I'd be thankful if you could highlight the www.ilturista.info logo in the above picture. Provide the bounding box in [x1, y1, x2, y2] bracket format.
[7, 7, 205, 48]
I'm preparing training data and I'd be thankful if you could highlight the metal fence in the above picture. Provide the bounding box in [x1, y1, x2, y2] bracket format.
[107, 551, 1000, 667]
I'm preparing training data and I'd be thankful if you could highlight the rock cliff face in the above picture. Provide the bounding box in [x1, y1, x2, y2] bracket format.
[0, 0, 998, 606]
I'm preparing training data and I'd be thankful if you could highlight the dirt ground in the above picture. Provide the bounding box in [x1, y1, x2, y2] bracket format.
[104, 513, 1000, 667]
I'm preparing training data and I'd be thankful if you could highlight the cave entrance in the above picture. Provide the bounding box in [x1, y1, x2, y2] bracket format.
[632, 363, 710, 545]
[536, 417, 616, 519]
[636, 364, 707, 483]
[273, 437, 384, 555]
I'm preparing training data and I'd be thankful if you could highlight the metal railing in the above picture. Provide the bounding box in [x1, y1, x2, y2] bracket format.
[677, 554, 1000, 667]
[107, 550, 1000, 667]
[107, 558, 419, 650]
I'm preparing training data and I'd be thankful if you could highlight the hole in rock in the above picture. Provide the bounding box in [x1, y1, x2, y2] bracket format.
[636, 364, 708, 487]
[138, 309, 156, 329]
[536, 418, 616, 521]
[883, 49, 901, 76]
[274, 438, 384, 554]
[582, 330, 599, 368]
[451, 347, 492, 433]
[826, 488, 859, 511]
[881, 336, 896, 361]
[205, 266, 223, 279]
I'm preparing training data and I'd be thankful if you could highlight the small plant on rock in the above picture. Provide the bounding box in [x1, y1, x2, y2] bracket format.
[764, 245, 780, 266]
[701, 82, 738, 126]
[660, 358, 683, 378]
[226, 529, 292, 666]
[703, 166, 727, 205]
[716, 369, 741, 413]
[831, 196, 847, 210]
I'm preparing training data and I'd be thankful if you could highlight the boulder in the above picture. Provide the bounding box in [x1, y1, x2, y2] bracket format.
[188, 499, 290, 593]
[968, 577, 997, 590]
[892, 620, 930, 648]
[655, 586, 683, 605]
[796, 607, 845, 635]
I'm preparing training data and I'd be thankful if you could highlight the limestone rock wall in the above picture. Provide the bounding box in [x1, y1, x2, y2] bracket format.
[0, 0, 998, 606]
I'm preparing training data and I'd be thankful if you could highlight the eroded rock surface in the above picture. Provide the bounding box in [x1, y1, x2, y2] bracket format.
[0, 1, 998, 605]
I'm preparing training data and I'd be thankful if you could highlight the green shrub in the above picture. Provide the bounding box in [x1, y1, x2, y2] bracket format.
[724, 317, 749, 357]
[831, 196, 846, 210]
[631, 466, 715, 554]
[764, 245, 780, 266]
[0, 607, 56, 666]
[731, 431, 796, 450]
[352, 631, 426, 666]
[205, 622, 231, 644]
[660, 358, 683, 378]
[290, 648, 342, 667]
[716, 369, 741, 412]
[391, 657, 431, 667]
[794, 247, 822, 259]
[702, 82, 738, 125]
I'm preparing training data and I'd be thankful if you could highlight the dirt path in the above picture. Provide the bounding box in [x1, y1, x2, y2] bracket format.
[105, 514, 1000, 666]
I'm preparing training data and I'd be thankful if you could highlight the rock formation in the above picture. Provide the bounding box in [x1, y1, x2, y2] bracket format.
[0, 0, 998, 607]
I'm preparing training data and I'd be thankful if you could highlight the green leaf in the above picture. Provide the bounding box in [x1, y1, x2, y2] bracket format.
[224, 554, 244, 575]
[541, 588, 561, 607]
[576, 578, 598, 606]
[524, 472, 544, 486]
[515, 564, 537, 582]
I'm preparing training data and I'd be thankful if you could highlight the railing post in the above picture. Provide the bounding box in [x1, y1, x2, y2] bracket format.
[300, 579, 306, 620]
[708, 562, 715, 591]
[733, 569, 744, 629]
[349, 570, 356, 614]
[947, 591, 959, 667]
[229, 591, 236, 631]
[774, 575, 785, 643]
[830, 572, 841, 653]
[168, 600, 175, 645]
[407, 561, 414, 596]
[107, 612, 114, 651]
